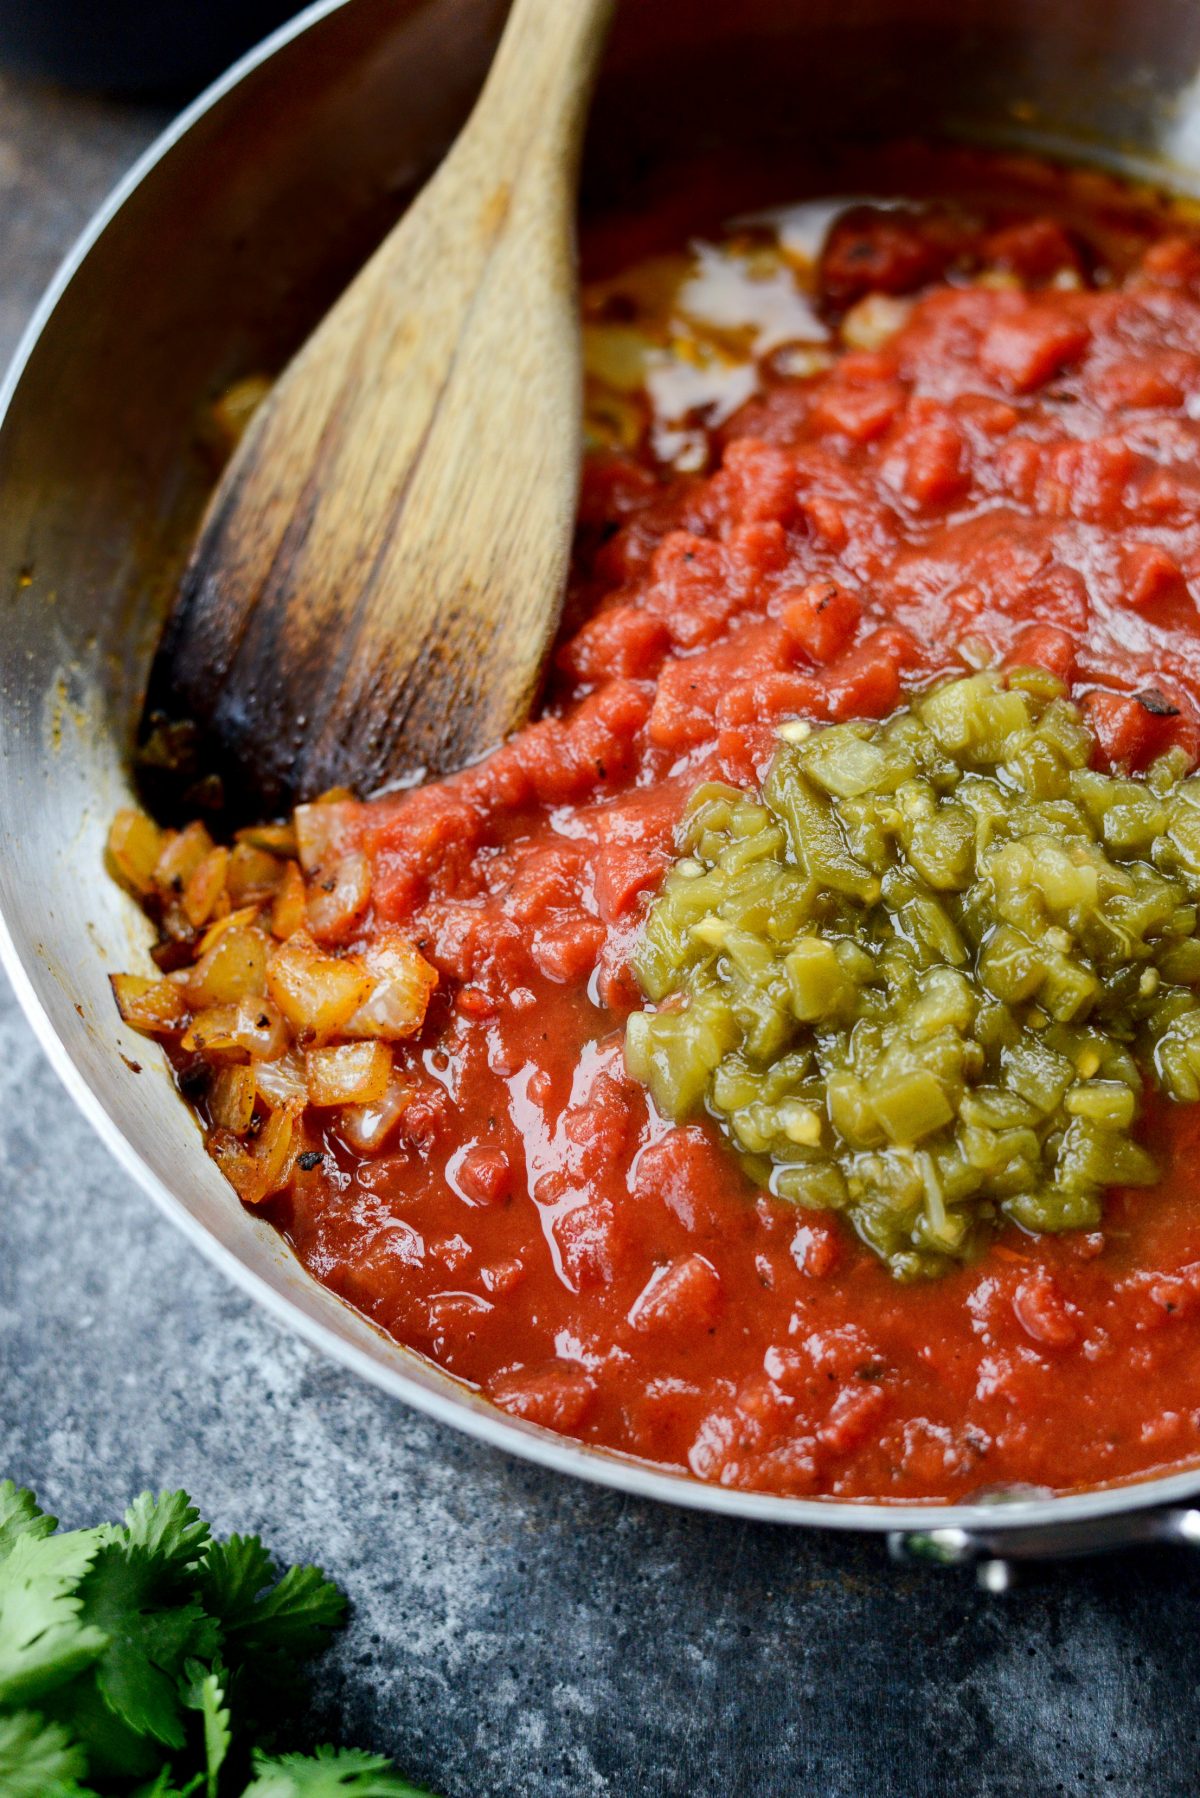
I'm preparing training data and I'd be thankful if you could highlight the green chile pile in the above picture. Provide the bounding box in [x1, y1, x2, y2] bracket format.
[626, 669, 1200, 1278]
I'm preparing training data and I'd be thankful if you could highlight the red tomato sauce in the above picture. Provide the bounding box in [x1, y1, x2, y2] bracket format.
[267, 153, 1200, 1500]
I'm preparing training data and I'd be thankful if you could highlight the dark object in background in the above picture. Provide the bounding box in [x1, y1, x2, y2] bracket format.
[0, 0, 305, 96]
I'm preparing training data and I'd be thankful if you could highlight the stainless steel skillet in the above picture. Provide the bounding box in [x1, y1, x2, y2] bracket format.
[6, 0, 1200, 1576]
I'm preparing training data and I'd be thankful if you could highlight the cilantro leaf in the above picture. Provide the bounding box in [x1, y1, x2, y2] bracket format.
[0, 1527, 108, 1707]
[0, 1483, 56, 1563]
[200, 1538, 346, 1669]
[130, 1772, 204, 1797]
[227, 1562, 346, 1666]
[73, 1542, 219, 1752]
[119, 1493, 211, 1581]
[0, 1707, 95, 1797]
[0, 1481, 440, 1798]
[182, 1656, 231, 1798]
[195, 1535, 275, 1629]
[40, 1667, 165, 1785]
[243, 1746, 432, 1796]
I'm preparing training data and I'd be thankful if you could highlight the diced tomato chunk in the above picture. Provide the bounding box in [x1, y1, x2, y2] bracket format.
[644, 531, 738, 650]
[820, 1382, 888, 1454]
[896, 417, 969, 507]
[591, 790, 679, 921]
[801, 493, 848, 549]
[781, 580, 863, 664]
[515, 679, 650, 804]
[491, 1361, 597, 1432]
[715, 670, 827, 730]
[1004, 624, 1076, 682]
[1084, 689, 1159, 769]
[1043, 436, 1135, 522]
[956, 394, 1019, 436]
[648, 623, 789, 749]
[426, 903, 525, 987]
[824, 629, 908, 719]
[504, 845, 585, 924]
[633, 1127, 730, 1235]
[1013, 1272, 1079, 1349]
[531, 918, 606, 983]
[715, 438, 799, 527]
[366, 790, 480, 920]
[1096, 356, 1186, 411]
[552, 1197, 627, 1291]
[456, 986, 496, 1019]
[1084, 685, 1199, 771]
[979, 306, 1089, 393]
[982, 218, 1081, 284]
[558, 602, 671, 682]
[723, 519, 791, 590]
[820, 205, 950, 305]
[480, 1257, 525, 1297]
[454, 1144, 512, 1207]
[628, 1254, 723, 1335]
[809, 378, 905, 442]
[1122, 543, 1188, 612]
[561, 1072, 637, 1180]
[790, 1221, 841, 1279]
[593, 842, 668, 921]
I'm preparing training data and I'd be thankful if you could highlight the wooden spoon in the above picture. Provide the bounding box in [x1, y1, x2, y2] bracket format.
[142, 0, 614, 820]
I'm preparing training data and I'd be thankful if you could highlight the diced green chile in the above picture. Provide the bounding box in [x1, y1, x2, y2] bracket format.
[626, 670, 1200, 1279]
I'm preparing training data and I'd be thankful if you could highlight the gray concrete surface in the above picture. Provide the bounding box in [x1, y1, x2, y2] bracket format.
[2, 65, 1198, 1798]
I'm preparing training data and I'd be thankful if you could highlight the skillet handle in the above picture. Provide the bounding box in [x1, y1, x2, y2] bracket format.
[888, 1507, 1200, 1589]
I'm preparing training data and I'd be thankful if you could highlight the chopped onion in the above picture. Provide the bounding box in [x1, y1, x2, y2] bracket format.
[254, 1048, 308, 1109]
[305, 849, 371, 943]
[196, 904, 262, 957]
[210, 1064, 257, 1133]
[338, 1072, 417, 1153]
[305, 1040, 392, 1106]
[184, 996, 287, 1060]
[208, 1103, 298, 1204]
[110, 973, 188, 1035]
[109, 808, 436, 1214]
[840, 292, 913, 352]
[294, 799, 362, 875]
[265, 929, 373, 1037]
[185, 925, 271, 1007]
[183, 845, 230, 929]
[226, 841, 284, 904]
[236, 821, 298, 857]
[154, 819, 214, 894]
[344, 929, 438, 1041]
[271, 861, 308, 940]
[106, 810, 165, 897]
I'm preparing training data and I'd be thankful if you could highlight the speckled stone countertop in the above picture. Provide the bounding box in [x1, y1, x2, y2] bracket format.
[2, 66, 1200, 1798]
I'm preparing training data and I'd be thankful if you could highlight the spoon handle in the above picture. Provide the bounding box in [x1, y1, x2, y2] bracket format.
[464, 0, 615, 172]
[147, 0, 615, 812]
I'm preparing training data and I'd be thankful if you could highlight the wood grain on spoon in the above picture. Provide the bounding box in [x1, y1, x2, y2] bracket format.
[144, 0, 613, 819]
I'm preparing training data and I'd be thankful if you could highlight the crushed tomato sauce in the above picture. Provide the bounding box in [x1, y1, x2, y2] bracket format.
[149, 151, 1200, 1499]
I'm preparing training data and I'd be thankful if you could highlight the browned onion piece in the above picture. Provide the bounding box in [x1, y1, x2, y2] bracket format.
[110, 972, 189, 1035]
[344, 929, 438, 1041]
[185, 924, 271, 1008]
[183, 996, 288, 1060]
[305, 849, 371, 943]
[338, 1071, 417, 1152]
[265, 929, 373, 1037]
[210, 1063, 257, 1132]
[305, 1039, 392, 1106]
